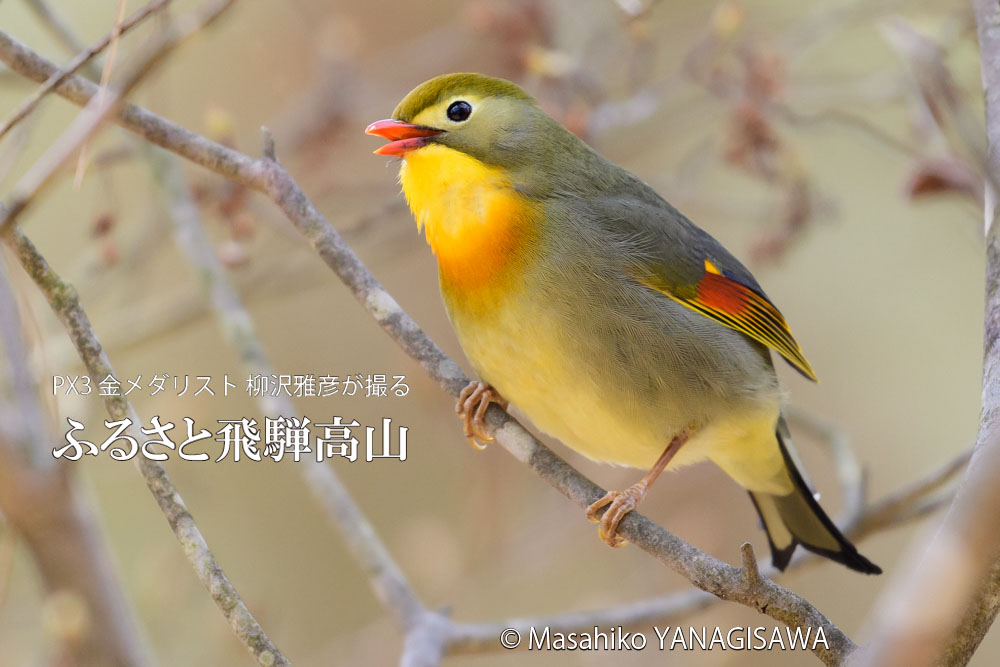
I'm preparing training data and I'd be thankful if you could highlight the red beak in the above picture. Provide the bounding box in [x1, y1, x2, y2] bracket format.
[365, 119, 442, 157]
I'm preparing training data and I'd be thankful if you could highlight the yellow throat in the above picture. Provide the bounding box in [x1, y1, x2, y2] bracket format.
[399, 144, 536, 293]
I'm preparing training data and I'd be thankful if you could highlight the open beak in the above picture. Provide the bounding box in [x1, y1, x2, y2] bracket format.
[365, 119, 442, 157]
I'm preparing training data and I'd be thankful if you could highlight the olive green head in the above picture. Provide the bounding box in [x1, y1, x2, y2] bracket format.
[392, 73, 533, 122]
[370, 72, 635, 198]
[390, 73, 566, 169]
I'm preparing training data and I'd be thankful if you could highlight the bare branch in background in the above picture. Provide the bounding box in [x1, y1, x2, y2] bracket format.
[853, 449, 970, 539]
[0, 0, 235, 233]
[72, 0, 129, 187]
[0, 0, 172, 141]
[0, 252, 152, 666]
[849, 3, 1000, 665]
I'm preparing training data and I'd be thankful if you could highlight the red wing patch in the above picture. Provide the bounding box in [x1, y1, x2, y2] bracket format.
[640, 260, 817, 381]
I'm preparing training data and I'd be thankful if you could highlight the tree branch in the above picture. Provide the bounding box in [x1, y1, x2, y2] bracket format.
[0, 0, 235, 233]
[852, 449, 969, 539]
[849, 3, 1000, 664]
[0, 0, 172, 141]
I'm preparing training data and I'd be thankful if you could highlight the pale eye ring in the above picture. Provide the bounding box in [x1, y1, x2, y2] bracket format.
[447, 100, 472, 122]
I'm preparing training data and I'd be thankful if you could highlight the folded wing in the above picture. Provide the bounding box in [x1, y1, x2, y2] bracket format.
[637, 259, 817, 381]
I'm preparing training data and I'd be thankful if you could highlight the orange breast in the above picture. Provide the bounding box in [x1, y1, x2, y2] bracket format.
[399, 144, 537, 296]
[430, 192, 534, 293]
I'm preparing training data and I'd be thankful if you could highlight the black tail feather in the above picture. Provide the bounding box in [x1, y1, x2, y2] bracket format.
[749, 419, 881, 575]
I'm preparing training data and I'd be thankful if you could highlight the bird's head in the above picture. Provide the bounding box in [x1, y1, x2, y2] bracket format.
[365, 73, 557, 169]
[367, 72, 635, 205]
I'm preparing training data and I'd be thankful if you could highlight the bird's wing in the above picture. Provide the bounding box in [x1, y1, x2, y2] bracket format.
[597, 194, 817, 382]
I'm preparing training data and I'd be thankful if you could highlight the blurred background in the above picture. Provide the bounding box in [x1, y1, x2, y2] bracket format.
[0, 0, 989, 664]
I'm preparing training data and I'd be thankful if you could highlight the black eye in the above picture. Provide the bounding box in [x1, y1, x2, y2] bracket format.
[447, 100, 472, 122]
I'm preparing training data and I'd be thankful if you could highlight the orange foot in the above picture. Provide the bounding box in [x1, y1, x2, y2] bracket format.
[583, 430, 692, 548]
[585, 480, 649, 548]
[456, 381, 508, 450]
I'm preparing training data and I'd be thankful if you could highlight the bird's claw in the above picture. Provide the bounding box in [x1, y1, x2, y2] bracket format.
[456, 381, 507, 449]
[585, 481, 649, 548]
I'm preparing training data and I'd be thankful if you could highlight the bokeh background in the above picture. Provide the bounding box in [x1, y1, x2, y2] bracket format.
[0, 0, 989, 664]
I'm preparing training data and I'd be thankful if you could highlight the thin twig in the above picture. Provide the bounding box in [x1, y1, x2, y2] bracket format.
[74, 0, 129, 187]
[0, 0, 235, 233]
[740, 542, 764, 589]
[0, 0, 171, 141]
[853, 449, 970, 538]
[773, 104, 923, 160]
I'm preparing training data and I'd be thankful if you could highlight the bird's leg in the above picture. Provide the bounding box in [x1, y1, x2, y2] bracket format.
[456, 381, 508, 450]
[585, 430, 692, 547]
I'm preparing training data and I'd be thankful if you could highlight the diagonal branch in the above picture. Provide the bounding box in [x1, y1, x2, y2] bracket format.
[0, 0, 235, 233]
[0, 0, 173, 141]
[72, 0, 130, 187]
[0, 32, 861, 664]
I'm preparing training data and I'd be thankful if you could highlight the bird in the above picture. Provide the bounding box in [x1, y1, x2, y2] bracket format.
[365, 72, 880, 574]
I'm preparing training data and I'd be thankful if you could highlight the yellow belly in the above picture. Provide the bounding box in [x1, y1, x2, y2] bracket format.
[450, 292, 790, 495]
